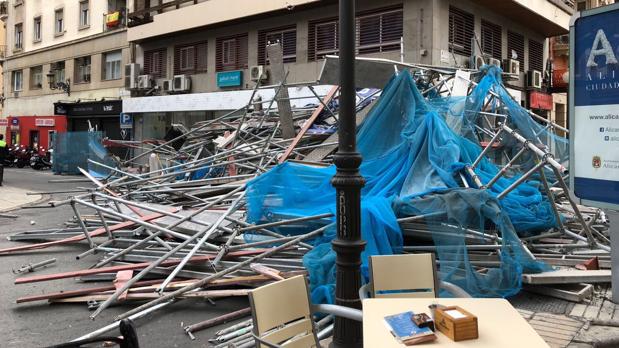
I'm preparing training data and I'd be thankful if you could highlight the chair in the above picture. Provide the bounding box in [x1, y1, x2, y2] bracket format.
[359, 253, 471, 299]
[249, 275, 362, 348]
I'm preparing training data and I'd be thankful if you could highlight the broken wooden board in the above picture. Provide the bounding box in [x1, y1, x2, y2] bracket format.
[522, 269, 611, 285]
[524, 283, 594, 303]
[303, 98, 378, 161]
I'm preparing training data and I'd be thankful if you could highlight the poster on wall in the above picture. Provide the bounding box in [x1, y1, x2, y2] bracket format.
[570, 4, 619, 209]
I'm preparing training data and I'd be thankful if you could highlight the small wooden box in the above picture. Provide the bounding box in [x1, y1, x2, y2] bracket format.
[434, 306, 478, 341]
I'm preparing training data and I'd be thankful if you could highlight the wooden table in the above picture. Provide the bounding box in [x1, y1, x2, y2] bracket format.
[363, 298, 549, 347]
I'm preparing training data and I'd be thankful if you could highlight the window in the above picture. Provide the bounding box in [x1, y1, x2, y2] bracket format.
[507, 31, 525, 72]
[258, 25, 297, 65]
[103, 50, 122, 80]
[12, 70, 23, 91]
[55, 9, 64, 35]
[51, 61, 66, 83]
[356, 7, 402, 54]
[79, 1, 90, 28]
[144, 48, 167, 78]
[307, 6, 403, 61]
[528, 39, 544, 72]
[33, 17, 42, 42]
[174, 42, 207, 75]
[216, 34, 248, 72]
[30, 66, 43, 89]
[308, 18, 338, 61]
[14, 23, 23, 49]
[481, 20, 502, 59]
[448, 6, 474, 56]
[74, 56, 92, 83]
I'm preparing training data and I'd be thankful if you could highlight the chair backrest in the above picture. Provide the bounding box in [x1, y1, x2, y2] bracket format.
[369, 253, 439, 298]
[249, 275, 319, 348]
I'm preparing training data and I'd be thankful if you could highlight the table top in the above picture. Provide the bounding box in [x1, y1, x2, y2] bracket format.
[363, 298, 549, 348]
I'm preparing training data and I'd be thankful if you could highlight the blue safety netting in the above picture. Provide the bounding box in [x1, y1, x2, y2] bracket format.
[246, 67, 557, 303]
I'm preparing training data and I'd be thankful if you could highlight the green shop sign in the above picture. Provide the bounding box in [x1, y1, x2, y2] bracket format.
[217, 71, 243, 87]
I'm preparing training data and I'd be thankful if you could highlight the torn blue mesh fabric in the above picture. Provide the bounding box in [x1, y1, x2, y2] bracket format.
[246, 68, 555, 304]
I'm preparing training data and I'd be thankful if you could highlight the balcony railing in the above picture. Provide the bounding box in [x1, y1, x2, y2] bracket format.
[128, 0, 205, 27]
[103, 9, 128, 32]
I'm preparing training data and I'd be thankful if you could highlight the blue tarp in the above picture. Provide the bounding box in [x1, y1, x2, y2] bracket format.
[246, 67, 556, 303]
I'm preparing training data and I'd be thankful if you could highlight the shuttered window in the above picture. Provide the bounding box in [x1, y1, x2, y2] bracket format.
[481, 20, 502, 59]
[308, 17, 339, 61]
[216, 33, 248, 72]
[258, 25, 297, 65]
[528, 39, 544, 72]
[507, 31, 525, 72]
[144, 48, 166, 78]
[356, 6, 403, 54]
[307, 5, 403, 61]
[173, 41, 207, 75]
[448, 6, 474, 56]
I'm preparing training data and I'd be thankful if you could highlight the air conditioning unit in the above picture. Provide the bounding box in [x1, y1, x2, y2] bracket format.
[250, 65, 268, 81]
[137, 75, 153, 89]
[527, 70, 542, 89]
[173, 75, 191, 92]
[504, 59, 520, 76]
[471, 55, 485, 70]
[125, 63, 140, 89]
[162, 80, 173, 93]
[488, 58, 501, 68]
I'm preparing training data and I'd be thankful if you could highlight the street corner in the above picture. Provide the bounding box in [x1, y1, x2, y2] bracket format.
[0, 185, 42, 212]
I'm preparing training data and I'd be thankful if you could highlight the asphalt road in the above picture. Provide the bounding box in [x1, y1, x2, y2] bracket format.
[0, 168, 248, 347]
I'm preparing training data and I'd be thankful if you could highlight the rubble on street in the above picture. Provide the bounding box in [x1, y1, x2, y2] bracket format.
[1, 56, 615, 347]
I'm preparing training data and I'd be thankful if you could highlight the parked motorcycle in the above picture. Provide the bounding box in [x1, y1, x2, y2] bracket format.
[30, 148, 52, 170]
[2, 144, 18, 167]
[14, 145, 33, 168]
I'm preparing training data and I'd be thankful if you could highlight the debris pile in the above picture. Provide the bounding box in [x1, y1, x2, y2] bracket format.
[2, 56, 611, 344]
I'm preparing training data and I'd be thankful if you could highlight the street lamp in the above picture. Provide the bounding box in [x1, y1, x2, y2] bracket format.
[47, 70, 71, 96]
[330, 0, 365, 347]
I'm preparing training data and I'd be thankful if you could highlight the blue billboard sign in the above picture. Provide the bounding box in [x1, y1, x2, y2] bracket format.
[570, 4, 619, 209]
[217, 71, 243, 87]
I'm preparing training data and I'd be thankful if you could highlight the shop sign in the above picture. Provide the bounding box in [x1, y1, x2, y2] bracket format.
[217, 71, 243, 87]
[54, 100, 122, 116]
[11, 118, 19, 126]
[0, 119, 7, 126]
[570, 5, 619, 209]
[529, 91, 553, 111]
[35, 119, 55, 127]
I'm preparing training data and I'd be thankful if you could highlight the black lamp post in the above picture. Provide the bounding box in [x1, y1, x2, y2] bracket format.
[330, 0, 365, 347]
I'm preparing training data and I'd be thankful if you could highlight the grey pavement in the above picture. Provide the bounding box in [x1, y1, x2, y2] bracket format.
[0, 168, 248, 347]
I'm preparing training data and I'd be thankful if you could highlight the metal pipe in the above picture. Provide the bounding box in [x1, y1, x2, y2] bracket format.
[115, 224, 331, 321]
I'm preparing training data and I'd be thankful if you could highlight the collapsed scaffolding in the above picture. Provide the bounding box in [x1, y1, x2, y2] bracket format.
[2, 55, 611, 345]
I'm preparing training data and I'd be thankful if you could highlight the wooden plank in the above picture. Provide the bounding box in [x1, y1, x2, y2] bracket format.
[14, 249, 268, 284]
[522, 270, 611, 285]
[303, 97, 377, 161]
[524, 283, 593, 302]
[0, 212, 165, 255]
[278, 85, 339, 163]
[15, 279, 164, 303]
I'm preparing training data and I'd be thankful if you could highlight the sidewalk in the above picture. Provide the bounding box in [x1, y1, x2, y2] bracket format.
[0, 185, 42, 211]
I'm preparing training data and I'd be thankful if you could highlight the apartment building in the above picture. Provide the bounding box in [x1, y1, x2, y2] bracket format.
[2, 0, 131, 150]
[123, 0, 572, 142]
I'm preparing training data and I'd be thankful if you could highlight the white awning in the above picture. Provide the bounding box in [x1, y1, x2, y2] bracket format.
[122, 85, 335, 113]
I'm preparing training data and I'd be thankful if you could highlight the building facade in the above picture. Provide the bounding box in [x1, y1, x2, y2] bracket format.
[2, 0, 132, 148]
[123, 0, 572, 141]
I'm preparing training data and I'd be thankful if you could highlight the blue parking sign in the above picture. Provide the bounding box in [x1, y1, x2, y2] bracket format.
[120, 113, 133, 129]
